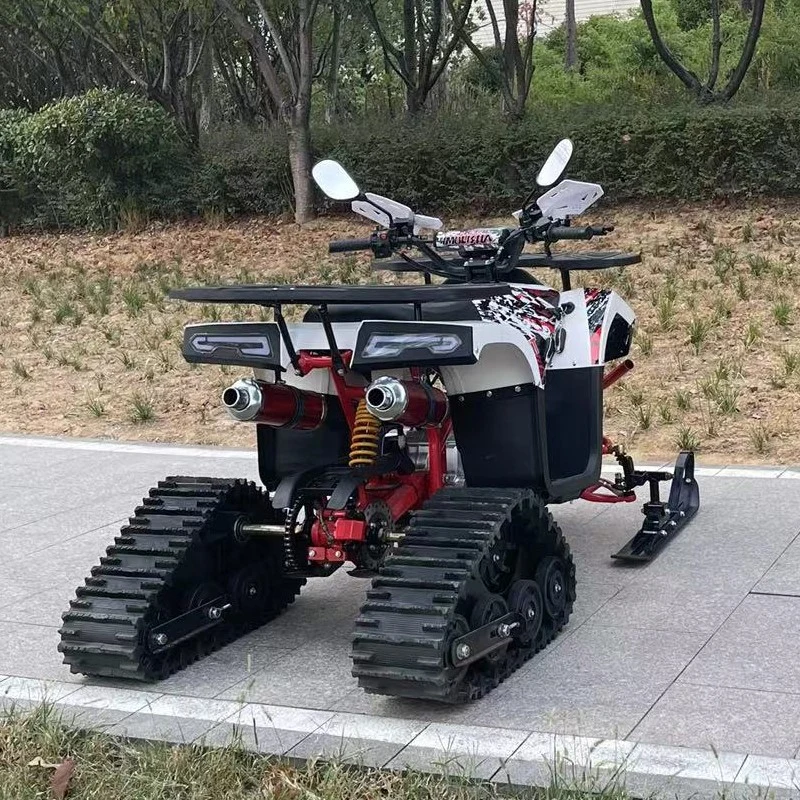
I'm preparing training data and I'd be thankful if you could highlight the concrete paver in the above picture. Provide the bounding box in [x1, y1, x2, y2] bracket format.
[754, 536, 800, 597]
[288, 711, 429, 767]
[2, 434, 800, 797]
[680, 594, 800, 692]
[387, 722, 530, 780]
[630, 682, 800, 758]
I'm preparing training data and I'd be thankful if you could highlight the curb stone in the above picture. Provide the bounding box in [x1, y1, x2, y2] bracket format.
[1, 675, 797, 798]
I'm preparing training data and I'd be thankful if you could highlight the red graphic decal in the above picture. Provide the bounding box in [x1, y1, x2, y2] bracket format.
[584, 288, 611, 364]
[473, 285, 562, 385]
[436, 228, 505, 249]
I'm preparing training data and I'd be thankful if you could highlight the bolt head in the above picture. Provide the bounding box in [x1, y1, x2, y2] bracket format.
[334, 550, 343, 559]
[308, 549, 316, 558]
[455, 643, 471, 660]
[247, 585, 258, 596]
[153, 633, 168, 646]
[526, 607, 536, 620]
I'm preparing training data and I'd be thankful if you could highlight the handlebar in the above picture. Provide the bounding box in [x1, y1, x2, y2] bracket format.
[545, 224, 613, 242]
[325, 220, 617, 281]
[328, 238, 373, 253]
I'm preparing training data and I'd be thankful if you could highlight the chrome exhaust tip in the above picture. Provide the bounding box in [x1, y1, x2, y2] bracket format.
[365, 376, 408, 421]
[221, 378, 262, 422]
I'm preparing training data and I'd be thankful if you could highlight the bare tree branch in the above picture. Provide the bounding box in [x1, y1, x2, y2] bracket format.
[640, 0, 765, 103]
[718, 0, 765, 100]
[708, 0, 721, 89]
[254, 0, 299, 97]
[640, 0, 702, 94]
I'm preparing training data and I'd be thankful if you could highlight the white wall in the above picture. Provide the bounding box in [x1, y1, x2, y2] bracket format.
[471, 0, 639, 46]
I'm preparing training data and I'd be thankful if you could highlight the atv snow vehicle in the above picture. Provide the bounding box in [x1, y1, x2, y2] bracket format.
[58, 140, 699, 703]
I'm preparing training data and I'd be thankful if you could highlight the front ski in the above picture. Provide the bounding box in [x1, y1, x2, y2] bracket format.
[612, 451, 699, 563]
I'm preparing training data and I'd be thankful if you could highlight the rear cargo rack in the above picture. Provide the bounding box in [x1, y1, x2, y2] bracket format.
[169, 282, 512, 306]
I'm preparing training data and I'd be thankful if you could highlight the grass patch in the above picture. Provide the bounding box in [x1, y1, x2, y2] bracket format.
[2, 205, 800, 462]
[130, 392, 156, 423]
[0, 704, 629, 800]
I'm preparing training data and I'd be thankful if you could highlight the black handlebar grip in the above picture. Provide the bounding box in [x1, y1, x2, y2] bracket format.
[547, 226, 594, 241]
[328, 238, 373, 253]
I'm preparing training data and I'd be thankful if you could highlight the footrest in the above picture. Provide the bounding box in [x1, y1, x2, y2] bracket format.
[612, 451, 699, 563]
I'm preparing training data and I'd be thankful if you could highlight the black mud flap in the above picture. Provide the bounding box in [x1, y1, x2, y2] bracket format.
[611, 451, 700, 563]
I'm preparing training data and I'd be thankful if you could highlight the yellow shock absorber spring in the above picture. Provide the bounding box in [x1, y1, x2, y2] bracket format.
[349, 399, 380, 467]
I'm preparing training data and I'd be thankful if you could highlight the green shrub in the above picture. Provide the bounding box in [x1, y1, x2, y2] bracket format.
[0, 108, 31, 230]
[192, 125, 293, 216]
[311, 104, 800, 212]
[1, 89, 189, 229]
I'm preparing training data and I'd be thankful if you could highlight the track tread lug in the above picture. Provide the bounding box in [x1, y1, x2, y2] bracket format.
[59, 477, 305, 682]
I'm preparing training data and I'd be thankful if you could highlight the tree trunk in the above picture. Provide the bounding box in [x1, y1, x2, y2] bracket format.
[325, 2, 342, 123]
[287, 109, 314, 224]
[565, 0, 577, 70]
[403, 0, 419, 113]
[198, 37, 214, 132]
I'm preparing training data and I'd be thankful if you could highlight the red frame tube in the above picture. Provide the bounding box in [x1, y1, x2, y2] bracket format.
[293, 351, 447, 551]
[603, 359, 634, 390]
[580, 486, 637, 504]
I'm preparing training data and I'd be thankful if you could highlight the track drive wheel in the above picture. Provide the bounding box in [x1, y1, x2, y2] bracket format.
[58, 477, 305, 681]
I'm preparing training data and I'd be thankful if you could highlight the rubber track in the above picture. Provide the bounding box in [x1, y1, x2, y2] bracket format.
[351, 486, 575, 704]
[58, 477, 303, 681]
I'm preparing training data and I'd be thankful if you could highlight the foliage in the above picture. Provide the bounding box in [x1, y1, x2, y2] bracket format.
[1, 704, 524, 800]
[1, 89, 188, 229]
[262, 103, 800, 213]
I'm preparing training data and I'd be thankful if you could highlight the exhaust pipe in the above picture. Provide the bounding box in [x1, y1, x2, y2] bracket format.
[365, 376, 448, 427]
[222, 378, 326, 430]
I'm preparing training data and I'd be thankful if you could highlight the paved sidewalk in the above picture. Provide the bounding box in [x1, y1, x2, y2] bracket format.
[2, 434, 800, 797]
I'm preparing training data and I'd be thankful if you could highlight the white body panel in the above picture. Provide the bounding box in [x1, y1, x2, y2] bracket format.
[597, 290, 636, 364]
[550, 288, 635, 370]
[550, 288, 592, 369]
[251, 286, 632, 391]
[254, 320, 543, 393]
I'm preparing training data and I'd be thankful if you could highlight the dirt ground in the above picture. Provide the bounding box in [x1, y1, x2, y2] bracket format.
[1, 201, 799, 464]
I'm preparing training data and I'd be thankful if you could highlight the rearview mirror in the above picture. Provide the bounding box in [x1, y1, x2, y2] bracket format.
[536, 139, 574, 187]
[312, 159, 360, 200]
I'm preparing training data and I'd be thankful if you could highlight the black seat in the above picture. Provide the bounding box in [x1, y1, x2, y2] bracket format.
[303, 300, 480, 323]
[303, 269, 542, 324]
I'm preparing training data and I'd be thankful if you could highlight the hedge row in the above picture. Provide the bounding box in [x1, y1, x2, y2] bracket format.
[167, 102, 800, 218]
[2, 91, 800, 230]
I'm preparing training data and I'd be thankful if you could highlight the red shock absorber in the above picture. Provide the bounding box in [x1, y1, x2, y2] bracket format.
[364, 376, 448, 428]
[222, 378, 326, 430]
